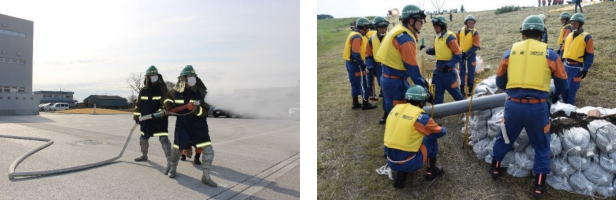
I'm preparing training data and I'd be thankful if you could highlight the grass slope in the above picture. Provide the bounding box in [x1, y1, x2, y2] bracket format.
[318, 2, 616, 200]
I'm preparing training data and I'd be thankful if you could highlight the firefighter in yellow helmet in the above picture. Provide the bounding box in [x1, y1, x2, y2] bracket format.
[425, 16, 465, 104]
[561, 13, 594, 105]
[384, 85, 446, 189]
[342, 17, 377, 110]
[457, 15, 481, 97]
[489, 15, 568, 198]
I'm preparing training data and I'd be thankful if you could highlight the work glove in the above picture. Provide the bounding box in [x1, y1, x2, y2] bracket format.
[578, 70, 588, 79]
[550, 94, 559, 104]
[133, 115, 140, 124]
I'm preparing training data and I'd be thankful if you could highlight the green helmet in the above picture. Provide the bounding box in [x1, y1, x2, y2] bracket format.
[464, 15, 477, 24]
[355, 17, 371, 29]
[431, 16, 448, 27]
[520, 15, 545, 33]
[180, 65, 197, 76]
[560, 12, 571, 20]
[570, 13, 584, 24]
[401, 4, 426, 21]
[372, 16, 389, 28]
[405, 85, 429, 101]
[145, 65, 158, 76]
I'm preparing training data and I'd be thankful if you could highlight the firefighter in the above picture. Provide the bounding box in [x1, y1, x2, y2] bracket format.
[375, 4, 430, 124]
[426, 16, 465, 104]
[342, 17, 377, 110]
[457, 15, 481, 97]
[132, 65, 173, 174]
[365, 16, 390, 124]
[489, 15, 568, 198]
[165, 65, 217, 187]
[561, 13, 594, 105]
[384, 85, 446, 189]
[556, 12, 572, 57]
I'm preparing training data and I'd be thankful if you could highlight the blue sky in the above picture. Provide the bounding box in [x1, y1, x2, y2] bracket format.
[1, 0, 299, 101]
[318, 0, 540, 18]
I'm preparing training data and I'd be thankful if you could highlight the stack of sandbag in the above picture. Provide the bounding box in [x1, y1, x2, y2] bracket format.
[465, 77, 616, 198]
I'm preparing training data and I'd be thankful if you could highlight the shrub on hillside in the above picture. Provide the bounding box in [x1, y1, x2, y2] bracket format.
[495, 5, 520, 14]
[318, 14, 334, 20]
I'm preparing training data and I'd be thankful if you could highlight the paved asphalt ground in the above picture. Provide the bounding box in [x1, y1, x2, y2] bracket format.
[0, 113, 299, 200]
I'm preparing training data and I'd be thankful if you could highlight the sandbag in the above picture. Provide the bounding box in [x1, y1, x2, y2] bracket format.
[551, 158, 575, 176]
[550, 102, 577, 116]
[501, 151, 515, 167]
[599, 152, 616, 173]
[469, 120, 488, 142]
[588, 120, 616, 153]
[513, 130, 529, 152]
[487, 110, 504, 138]
[596, 185, 616, 198]
[507, 163, 530, 177]
[567, 155, 591, 171]
[550, 134, 562, 156]
[525, 146, 535, 160]
[473, 138, 490, 159]
[515, 151, 533, 170]
[569, 172, 595, 196]
[546, 175, 573, 192]
[562, 127, 591, 156]
[583, 162, 613, 186]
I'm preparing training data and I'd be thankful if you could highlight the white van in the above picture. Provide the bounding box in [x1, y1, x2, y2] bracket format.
[48, 103, 70, 111]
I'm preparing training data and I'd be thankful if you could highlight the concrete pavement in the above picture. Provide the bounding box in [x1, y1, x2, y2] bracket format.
[0, 113, 299, 199]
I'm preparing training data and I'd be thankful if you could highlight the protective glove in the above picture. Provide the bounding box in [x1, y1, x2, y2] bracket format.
[133, 115, 140, 124]
[550, 94, 559, 104]
[578, 70, 588, 79]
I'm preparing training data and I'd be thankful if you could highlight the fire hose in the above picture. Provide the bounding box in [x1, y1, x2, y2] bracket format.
[1, 101, 199, 180]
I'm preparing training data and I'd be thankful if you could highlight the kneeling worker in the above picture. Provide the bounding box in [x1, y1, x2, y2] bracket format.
[383, 85, 447, 189]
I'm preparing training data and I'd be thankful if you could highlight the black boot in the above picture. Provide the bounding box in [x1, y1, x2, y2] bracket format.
[425, 157, 444, 181]
[194, 152, 202, 165]
[362, 99, 377, 110]
[393, 170, 408, 189]
[352, 96, 361, 109]
[378, 112, 387, 125]
[489, 160, 505, 179]
[532, 173, 547, 198]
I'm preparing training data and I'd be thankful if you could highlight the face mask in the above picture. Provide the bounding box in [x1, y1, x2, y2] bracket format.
[187, 77, 197, 87]
[149, 75, 158, 83]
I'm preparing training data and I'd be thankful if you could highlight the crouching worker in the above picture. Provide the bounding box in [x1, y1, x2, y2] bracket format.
[132, 66, 173, 174]
[383, 85, 447, 189]
[164, 65, 217, 187]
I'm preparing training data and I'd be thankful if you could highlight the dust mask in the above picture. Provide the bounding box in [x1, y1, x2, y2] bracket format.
[149, 76, 158, 83]
[187, 77, 197, 87]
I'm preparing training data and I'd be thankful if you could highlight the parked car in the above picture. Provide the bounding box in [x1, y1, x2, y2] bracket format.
[48, 103, 70, 111]
[38, 103, 52, 111]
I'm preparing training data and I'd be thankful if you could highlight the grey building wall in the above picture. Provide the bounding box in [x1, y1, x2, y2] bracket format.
[0, 13, 38, 115]
[34, 91, 76, 105]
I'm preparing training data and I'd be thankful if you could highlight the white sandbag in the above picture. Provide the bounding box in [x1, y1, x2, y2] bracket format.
[474, 109, 493, 121]
[583, 162, 613, 186]
[599, 153, 616, 173]
[470, 120, 488, 142]
[551, 158, 575, 176]
[550, 102, 577, 116]
[546, 175, 573, 192]
[525, 146, 535, 160]
[588, 120, 616, 153]
[487, 110, 504, 138]
[550, 134, 562, 156]
[473, 138, 490, 159]
[575, 106, 598, 116]
[567, 155, 591, 171]
[513, 130, 529, 152]
[583, 141, 597, 157]
[596, 185, 616, 198]
[569, 172, 595, 196]
[562, 127, 591, 156]
[501, 151, 515, 167]
[507, 163, 530, 177]
[484, 154, 492, 164]
[515, 151, 534, 170]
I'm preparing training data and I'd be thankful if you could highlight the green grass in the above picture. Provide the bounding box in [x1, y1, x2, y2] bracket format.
[318, 2, 616, 200]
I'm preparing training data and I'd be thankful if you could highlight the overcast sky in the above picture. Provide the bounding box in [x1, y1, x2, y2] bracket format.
[1, 0, 298, 101]
[318, 0, 539, 18]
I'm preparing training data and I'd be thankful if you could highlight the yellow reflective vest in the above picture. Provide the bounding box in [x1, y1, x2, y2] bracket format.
[342, 31, 368, 61]
[366, 30, 377, 39]
[458, 27, 476, 53]
[435, 31, 456, 61]
[506, 39, 551, 92]
[384, 104, 425, 152]
[370, 34, 382, 62]
[375, 25, 417, 71]
[563, 31, 589, 63]
[557, 24, 572, 46]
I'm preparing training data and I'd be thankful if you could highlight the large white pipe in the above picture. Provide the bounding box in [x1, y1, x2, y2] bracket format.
[422, 93, 508, 118]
